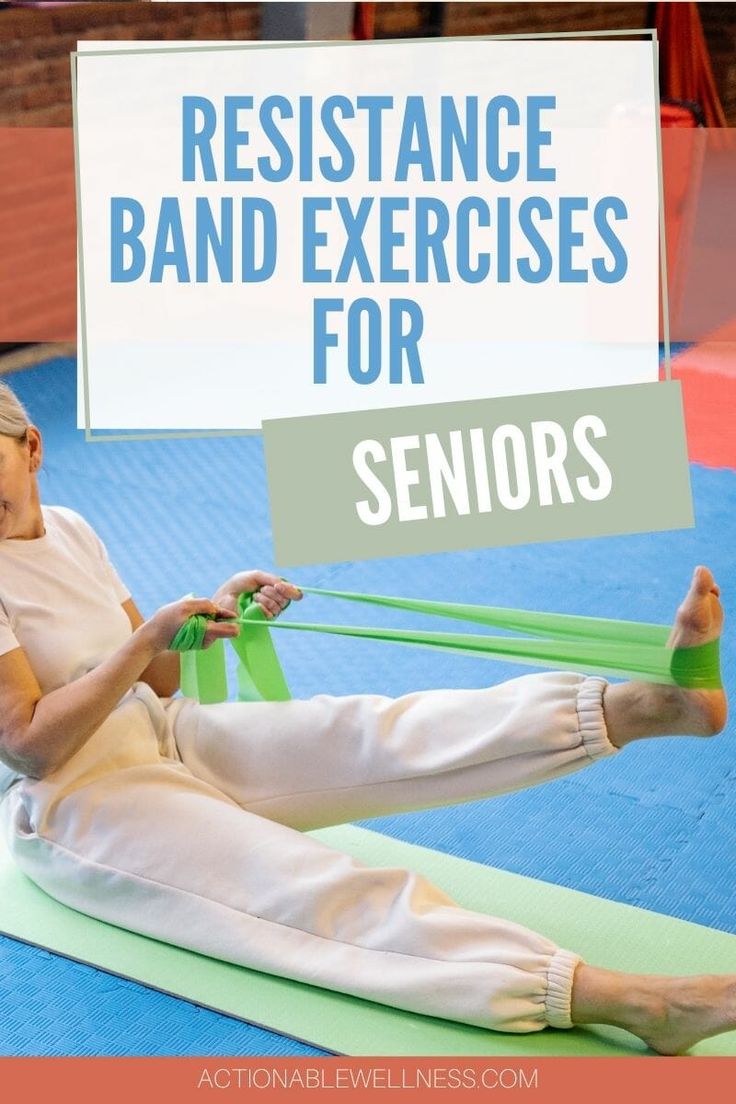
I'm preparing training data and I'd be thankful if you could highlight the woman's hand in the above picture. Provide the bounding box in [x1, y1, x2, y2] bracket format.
[212, 571, 303, 619]
[0, 595, 241, 780]
[141, 597, 240, 653]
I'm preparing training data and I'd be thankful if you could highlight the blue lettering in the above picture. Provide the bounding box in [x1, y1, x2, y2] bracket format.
[396, 96, 435, 181]
[182, 96, 217, 181]
[110, 197, 145, 282]
[224, 95, 253, 182]
[313, 298, 343, 383]
[195, 198, 233, 282]
[559, 197, 588, 283]
[517, 197, 553, 283]
[527, 96, 556, 182]
[486, 96, 520, 182]
[320, 96, 355, 182]
[389, 299, 424, 383]
[151, 198, 190, 283]
[380, 198, 410, 283]
[348, 298, 382, 384]
[356, 95, 393, 182]
[496, 196, 511, 283]
[258, 96, 294, 182]
[457, 197, 490, 283]
[241, 198, 276, 282]
[593, 197, 628, 282]
[302, 198, 332, 282]
[415, 199, 450, 282]
[335, 198, 374, 283]
[440, 96, 478, 182]
[299, 95, 313, 182]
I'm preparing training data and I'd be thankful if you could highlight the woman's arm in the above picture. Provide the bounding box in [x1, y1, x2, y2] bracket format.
[124, 576, 301, 698]
[123, 598, 181, 698]
[0, 597, 238, 781]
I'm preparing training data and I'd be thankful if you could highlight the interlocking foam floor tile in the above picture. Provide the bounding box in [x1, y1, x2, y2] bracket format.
[2, 357, 734, 1055]
[0, 934, 323, 1057]
[2, 826, 736, 1057]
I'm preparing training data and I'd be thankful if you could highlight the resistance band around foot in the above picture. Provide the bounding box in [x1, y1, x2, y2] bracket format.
[175, 587, 722, 705]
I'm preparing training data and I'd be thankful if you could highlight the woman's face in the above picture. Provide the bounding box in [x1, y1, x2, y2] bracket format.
[0, 428, 42, 540]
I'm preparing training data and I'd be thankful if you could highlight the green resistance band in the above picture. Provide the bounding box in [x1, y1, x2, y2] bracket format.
[174, 586, 722, 705]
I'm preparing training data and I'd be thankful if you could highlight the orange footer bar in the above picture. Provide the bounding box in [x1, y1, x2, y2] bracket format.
[0, 1056, 733, 1103]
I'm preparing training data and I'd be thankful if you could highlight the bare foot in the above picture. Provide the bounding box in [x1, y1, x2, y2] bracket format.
[667, 565, 723, 649]
[571, 964, 736, 1055]
[665, 566, 727, 736]
[604, 567, 727, 746]
[627, 974, 736, 1056]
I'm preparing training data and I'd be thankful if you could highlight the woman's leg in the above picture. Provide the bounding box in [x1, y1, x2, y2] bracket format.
[169, 569, 725, 831]
[1, 743, 583, 1037]
[169, 671, 615, 830]
[5, 738, 735, 1054]
[164, 565, 732, 1053]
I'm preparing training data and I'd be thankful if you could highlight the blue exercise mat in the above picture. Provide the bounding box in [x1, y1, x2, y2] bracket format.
[1, 356, 734, 1055]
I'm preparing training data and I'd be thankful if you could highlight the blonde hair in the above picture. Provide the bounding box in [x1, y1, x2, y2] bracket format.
[0, 380, 30, 440]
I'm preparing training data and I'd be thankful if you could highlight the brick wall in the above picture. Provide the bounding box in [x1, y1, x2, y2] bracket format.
[1, 2, 733, 126]
[443, 2, 651, 37]
[375, 2, 650, 39]
[374, 2, 443, 38]
[0, 2, 260, 126]
[375, 2, 736, 126]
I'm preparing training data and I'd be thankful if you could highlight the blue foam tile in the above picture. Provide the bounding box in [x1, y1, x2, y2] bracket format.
[357, 780, 714, 921]
[560, 731, 735, 820]
[650, 772, 736, 931]
[0, 934, 325, 1057]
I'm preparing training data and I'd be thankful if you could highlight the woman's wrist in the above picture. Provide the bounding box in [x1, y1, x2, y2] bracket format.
[131, 620, 165, 662]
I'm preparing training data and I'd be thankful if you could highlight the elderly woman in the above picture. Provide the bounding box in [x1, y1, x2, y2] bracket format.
[0, 380, 732, 1055]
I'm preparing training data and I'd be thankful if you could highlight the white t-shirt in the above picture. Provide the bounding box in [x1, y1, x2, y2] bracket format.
[0, 505, 133, 791]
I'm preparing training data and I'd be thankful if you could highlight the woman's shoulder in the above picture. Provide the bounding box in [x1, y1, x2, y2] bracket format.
[43, 505, 100, 545]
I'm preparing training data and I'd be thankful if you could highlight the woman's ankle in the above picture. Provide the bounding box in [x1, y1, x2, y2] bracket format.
[570, 964, 663, 1031]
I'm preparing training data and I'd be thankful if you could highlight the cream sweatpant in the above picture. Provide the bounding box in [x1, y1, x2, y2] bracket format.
[1, 671, 618, 1034]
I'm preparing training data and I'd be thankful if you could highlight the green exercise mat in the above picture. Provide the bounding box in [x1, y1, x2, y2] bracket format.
[1, 824, 734, 1056]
